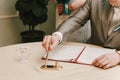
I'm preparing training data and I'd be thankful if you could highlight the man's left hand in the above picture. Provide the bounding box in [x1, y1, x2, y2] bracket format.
[92, 52, 120, 69]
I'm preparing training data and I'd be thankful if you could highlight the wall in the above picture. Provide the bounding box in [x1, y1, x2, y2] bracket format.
[0, 0, 55, 47]
[38, 1, 56, 35]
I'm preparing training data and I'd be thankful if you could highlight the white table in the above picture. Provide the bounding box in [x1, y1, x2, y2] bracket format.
[0, 42, 120, 80]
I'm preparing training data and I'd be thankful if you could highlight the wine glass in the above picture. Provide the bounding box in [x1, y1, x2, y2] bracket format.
[16, 46, 31, 64]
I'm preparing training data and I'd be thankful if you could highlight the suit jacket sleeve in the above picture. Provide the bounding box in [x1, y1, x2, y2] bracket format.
[56, 0, 91, 35]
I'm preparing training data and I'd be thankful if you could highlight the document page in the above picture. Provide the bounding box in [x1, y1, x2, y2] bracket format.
[46, 45, 85, 61]
[77, 47, 115, 64]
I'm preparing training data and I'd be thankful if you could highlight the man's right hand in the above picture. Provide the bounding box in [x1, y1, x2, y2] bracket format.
[42, 34, 61, 52]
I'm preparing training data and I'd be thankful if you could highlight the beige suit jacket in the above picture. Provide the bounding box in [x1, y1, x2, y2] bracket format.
[57, 0, 120, 50]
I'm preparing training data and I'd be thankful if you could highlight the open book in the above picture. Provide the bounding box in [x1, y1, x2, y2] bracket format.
[42, 44, 115, 65]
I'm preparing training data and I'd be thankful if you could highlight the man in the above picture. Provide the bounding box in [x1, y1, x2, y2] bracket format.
[42, 0, 120, 69]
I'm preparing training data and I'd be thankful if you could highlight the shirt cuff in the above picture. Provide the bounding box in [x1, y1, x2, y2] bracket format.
[52, 32, 63, 42]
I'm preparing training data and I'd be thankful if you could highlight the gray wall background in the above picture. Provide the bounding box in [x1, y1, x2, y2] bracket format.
[0, 0, 55, 47]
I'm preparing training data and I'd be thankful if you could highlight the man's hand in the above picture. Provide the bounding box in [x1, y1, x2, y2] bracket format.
[92, 52, 120, 69]
[42, 34, 61, 52]
[57, 3, 64, 15]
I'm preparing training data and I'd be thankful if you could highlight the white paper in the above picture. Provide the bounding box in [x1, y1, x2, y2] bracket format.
[77, 47, 115, 64]
[46, 45, 85, 61]
[43, 44, 115, 64]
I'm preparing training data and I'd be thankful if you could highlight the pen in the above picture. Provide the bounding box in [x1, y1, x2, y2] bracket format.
[45, 52, 49, 68]
[113, 25, 120, 32]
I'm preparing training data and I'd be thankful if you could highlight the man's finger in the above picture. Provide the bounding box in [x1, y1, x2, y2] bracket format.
[45, 35, 52, 52]
[42, 36, 47, 47]
[103, 63, 112, 69]
[49, 36, 59, 51]
[99, 59, 109, 68]
[92, 55, 105, 66]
